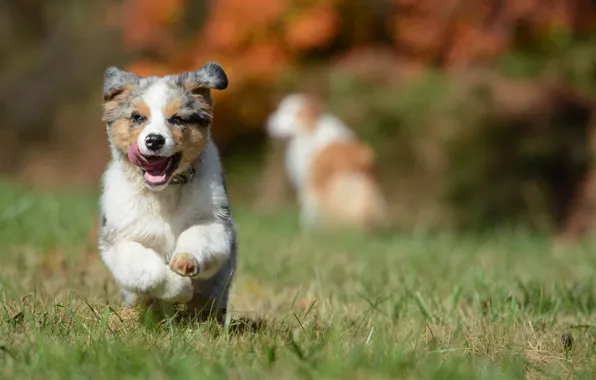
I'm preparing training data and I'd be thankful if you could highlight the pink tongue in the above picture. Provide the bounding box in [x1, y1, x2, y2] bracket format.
[127, 142, 145, 167]
[127, 142, 171, 183]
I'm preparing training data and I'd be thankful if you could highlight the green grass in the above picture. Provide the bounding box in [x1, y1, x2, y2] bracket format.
[0, 181, 595, 379]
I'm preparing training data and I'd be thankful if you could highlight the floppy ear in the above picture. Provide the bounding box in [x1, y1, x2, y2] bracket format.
[178, 62, 229, 92]
[103, 66, 139, 101]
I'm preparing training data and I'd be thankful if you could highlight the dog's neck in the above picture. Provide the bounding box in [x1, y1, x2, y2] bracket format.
[170, 149, 205, 185]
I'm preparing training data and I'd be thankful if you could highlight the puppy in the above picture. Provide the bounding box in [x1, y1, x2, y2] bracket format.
[98, 62, 236, 320]
[266, 93, 389, 231]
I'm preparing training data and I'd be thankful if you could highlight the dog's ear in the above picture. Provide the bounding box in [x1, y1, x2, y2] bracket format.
[103, 66, 139, 101]
[178, 62, 228, 92]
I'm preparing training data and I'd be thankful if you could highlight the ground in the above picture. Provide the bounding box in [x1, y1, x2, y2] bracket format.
[0, 180, 595, 379]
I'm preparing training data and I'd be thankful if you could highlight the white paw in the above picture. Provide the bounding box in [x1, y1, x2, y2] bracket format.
[121, 289, 142, 307]
[154, 268, 194, 303]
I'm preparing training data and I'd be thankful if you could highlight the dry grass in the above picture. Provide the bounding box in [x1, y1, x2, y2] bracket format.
[0, 180, 595, 379]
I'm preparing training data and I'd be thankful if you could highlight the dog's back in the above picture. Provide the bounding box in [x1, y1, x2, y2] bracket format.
[307, 139, 389, 231]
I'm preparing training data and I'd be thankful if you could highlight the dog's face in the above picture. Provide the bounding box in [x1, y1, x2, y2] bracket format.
[102, 62, 228, 189]
[266, 94, 322, 140]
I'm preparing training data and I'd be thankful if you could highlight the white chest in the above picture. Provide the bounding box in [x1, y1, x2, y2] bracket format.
[101, 176, 211, 259]
[285, 137, 314, 190]
[108, 196, 180, 257]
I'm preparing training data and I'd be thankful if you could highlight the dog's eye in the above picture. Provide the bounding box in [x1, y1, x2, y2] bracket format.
[188, 114, 210, 127]
[170, 116, 183, 126]
[131, 112, 146, 124]
[197, 116, 210, 127]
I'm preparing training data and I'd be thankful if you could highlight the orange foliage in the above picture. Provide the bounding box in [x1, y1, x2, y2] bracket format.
[116, 0, 345, 84]
[126, 60, 176, 78]
[202, 0, 290, 52]
[111, 0, 596, 144]
[285, 2, 341, 50]
[120, 0, 187, 54]
[115, 0, 596, 81]
[389, 0, 594, 69]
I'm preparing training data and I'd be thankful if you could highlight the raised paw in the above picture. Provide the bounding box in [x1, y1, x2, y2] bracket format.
[169, 253, 200, 277]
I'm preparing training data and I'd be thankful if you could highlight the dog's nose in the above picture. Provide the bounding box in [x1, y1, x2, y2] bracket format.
[145, 134, 165, 151]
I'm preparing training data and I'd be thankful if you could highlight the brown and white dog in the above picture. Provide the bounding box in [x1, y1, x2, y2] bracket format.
[266, 94, 389, 231]
[99, 62, 236, 320]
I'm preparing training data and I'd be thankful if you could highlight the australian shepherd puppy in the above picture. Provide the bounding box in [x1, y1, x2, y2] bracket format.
[98, 62, 236, 320]
[266, 94, 389, 231]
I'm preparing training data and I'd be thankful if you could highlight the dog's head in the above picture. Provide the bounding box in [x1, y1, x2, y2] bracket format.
[102, 62, 228, 189]
[266, 93, 323, 140]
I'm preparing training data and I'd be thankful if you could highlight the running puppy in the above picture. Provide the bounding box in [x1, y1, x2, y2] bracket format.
[99, 62, 236, 320]
[266, 94, 389, 231]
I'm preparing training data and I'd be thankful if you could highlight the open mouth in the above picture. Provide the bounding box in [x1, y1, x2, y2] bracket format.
[127, 142, 181, 187]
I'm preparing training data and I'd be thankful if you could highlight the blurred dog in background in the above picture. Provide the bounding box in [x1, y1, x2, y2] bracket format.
[266, 93, 389, 232]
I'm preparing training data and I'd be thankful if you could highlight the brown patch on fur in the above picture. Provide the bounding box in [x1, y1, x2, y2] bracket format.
[103, 95, 149, 155]
[110, 119, 143, 153]
[170, 122, 208, 170]
[296, 96, 323, 134]
[308, 140, 389, 231]
[166, 93, 212, 170]
[103, 85, 129, 102]
[309, 141, 376, 194]
[132, 99, 150, 118]
[102, 84, 134, 123]
[164, 97, 186, 119]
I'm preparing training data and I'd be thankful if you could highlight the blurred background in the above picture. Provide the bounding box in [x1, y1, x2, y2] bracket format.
[2, 0, 596, 238]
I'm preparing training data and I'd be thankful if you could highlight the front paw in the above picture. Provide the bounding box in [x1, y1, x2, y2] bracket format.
[169, 253, 200, 277]
[157, 270, 194, 303]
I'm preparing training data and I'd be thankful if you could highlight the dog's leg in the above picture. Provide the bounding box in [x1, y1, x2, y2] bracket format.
[170, 222, 234, 279]
[101, 241, 194, 304]
[299, 191, 320, 229]
[121, 289, 144, 307]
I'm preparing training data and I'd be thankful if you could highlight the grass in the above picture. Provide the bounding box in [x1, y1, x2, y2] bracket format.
[0, 180, 595, 379]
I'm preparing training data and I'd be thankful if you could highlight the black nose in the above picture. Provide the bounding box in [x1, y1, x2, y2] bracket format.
[145, 134, 165, 151]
